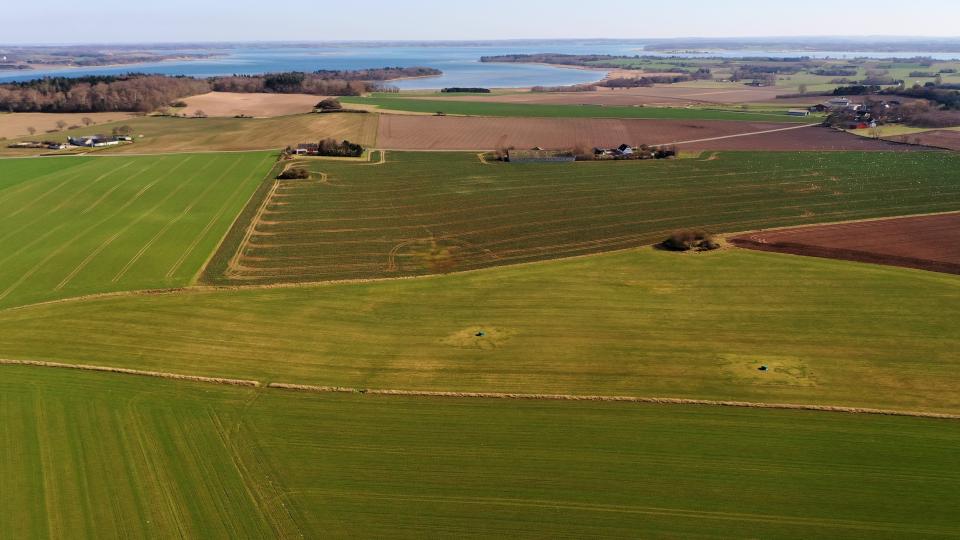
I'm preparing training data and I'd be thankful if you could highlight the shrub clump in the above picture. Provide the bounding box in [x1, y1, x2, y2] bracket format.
[278, 168, 310, 180]
[316, 98, 343, 111]
[660, 230, 720, 252]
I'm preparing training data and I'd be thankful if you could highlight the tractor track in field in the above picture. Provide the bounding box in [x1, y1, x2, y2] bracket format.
[1, 358, 957, 420]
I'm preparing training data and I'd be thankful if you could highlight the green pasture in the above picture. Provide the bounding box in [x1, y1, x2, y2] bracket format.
[2, 365, 959, 538]
[340, 96, 815, 122]
[0, 152, 276, 307]
[206, 151, 960, 284]
[5, 248, 960, 412]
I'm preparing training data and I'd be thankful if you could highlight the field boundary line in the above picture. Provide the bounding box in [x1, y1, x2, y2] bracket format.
[267, 384, 960, 420]
[2, 357, 955, 419]
[0, 359, 260, 387]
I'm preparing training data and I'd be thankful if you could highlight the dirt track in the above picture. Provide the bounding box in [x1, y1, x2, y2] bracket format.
[378, 115, 931, 152]
[731, 213, 960, 275]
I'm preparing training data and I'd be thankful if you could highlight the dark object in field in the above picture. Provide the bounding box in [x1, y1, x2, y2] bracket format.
[278, 168, 309, 180]
[476, 331, 486, 337]
[759, 365, 769, 372]
[659, 231, 720, 252]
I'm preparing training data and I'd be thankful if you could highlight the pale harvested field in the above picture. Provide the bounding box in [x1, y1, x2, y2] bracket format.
[377, 115, 921, 151]
[418, 85, 786, 106]
[0, 112, 134, 139]
[176, 92, 321, 117]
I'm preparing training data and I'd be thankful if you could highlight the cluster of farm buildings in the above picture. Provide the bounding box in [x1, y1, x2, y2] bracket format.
[505, 144, 676, 163]
[7, 134, 133, 150]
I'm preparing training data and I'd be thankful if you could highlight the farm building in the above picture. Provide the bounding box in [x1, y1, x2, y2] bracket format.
[507, 149, 576, 163]
[787, 109, 810, 117]
[68, 135, 123, 147]
[294, 143, 320, 156]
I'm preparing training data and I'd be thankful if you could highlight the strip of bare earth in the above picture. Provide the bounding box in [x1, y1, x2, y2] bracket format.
[268, 384, 960, 420]
[0, 358, 260, 387]
[2, 358, 956, 418]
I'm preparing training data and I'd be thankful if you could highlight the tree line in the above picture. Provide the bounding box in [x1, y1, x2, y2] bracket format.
[0, 67, 442, 113]
[0, 74, 210, 113]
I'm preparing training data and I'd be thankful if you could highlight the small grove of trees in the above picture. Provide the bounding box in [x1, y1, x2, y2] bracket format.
[278, 167, 310, 179]
[531, 84, 597, 93]
[315, 98, 343, 111]
[660, 230, 720, 252]
[441, 87, 491, 93]
[318, 138, 363, 157]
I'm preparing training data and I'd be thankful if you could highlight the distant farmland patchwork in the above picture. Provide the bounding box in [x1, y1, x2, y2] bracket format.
[208, 151, 960, 285]
[376, 116, 919, 151]
[4, 366, 960, 539]
[340, 96, 820, 122]
[0, 152, 276, 307]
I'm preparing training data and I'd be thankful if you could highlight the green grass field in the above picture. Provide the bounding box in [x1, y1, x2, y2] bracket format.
[206, 151, 960, 285]
[5, 248, 960, 412]
[0, 152, 277, 308]
[3, 365, 959, 539]
[340, 96, 817, 122]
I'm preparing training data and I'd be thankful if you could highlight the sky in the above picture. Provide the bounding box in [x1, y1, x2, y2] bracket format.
[3, 0, 960, 44]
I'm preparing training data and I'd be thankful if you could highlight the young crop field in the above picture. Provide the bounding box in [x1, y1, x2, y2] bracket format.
[0, 152, 276, 308]
[3, 365, 959, 539]
[206, 151, 960, 285]
[340, 96, 817, 122]
[5, 248, 960, 412]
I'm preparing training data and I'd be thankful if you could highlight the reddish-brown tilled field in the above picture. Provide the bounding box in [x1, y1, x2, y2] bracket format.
[731, 213, 960, 275]
[378, 115, 929, 152]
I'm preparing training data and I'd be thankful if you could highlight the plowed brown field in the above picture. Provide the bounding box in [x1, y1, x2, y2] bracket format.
[731, 213, 960, 275]
[378, 116, 928, 152]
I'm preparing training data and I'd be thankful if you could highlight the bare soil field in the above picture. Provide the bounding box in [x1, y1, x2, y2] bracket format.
[420, 85, 786, 106]
[377, 115, 928, 152]
[731, 213, 960, 275]
[176, 92, 322, 117]
[887, 129, 960, 151]
[0, 112, 134, 139]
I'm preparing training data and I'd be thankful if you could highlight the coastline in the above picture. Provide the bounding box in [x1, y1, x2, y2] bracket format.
[0, 54, 220, 76]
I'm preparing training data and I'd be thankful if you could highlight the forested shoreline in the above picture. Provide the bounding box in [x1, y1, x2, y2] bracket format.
[0, 67, 441, 112]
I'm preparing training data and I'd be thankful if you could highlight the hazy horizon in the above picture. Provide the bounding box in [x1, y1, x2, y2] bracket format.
[5, 0, 960, 45]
